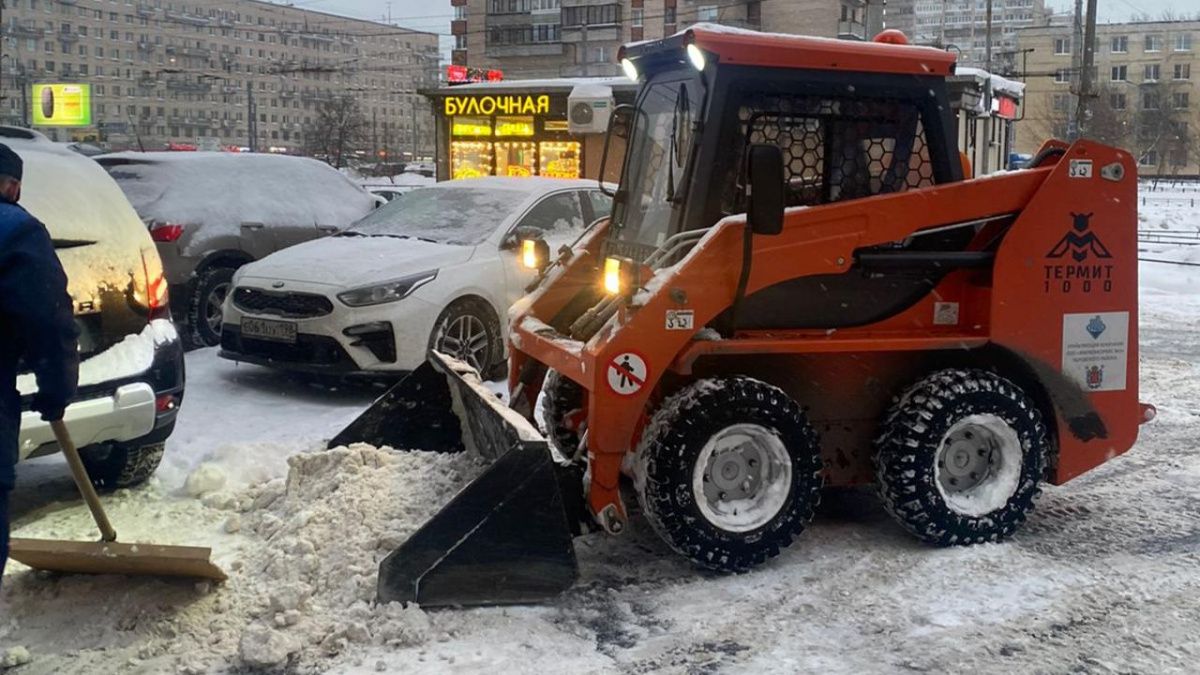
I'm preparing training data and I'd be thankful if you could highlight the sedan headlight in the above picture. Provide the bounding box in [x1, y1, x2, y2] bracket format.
[337, 270, 438, 307]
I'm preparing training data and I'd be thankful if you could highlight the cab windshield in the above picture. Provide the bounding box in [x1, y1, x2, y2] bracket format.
[613, 71, 703, 249]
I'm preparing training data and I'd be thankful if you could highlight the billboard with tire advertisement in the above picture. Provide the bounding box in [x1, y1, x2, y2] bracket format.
[31, 83, 92, 127]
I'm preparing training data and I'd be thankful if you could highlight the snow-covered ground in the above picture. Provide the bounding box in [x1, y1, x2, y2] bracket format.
[2, 186, 1199, 674]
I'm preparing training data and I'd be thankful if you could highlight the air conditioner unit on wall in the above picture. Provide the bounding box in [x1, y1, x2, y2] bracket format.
[567, 83, 614, 134]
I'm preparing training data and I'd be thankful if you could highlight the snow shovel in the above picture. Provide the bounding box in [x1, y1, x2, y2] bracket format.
[333, 351, 582, 607]
[7, 420, 227, 582]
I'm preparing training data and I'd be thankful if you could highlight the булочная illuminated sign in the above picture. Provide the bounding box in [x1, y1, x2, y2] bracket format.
[444, 94, 551, 116]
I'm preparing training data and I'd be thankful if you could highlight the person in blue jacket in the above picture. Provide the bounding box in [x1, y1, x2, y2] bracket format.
[0, 143, 79, 582]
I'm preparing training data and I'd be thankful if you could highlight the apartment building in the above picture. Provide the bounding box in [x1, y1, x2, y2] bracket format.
[904, 0, 1047, 69]
[1018, 19, 1200, 176]
[450, 0, 879, 79]
[0, 0, 440, 154]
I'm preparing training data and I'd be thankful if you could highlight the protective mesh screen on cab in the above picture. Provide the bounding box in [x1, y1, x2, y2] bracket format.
[726, 95, 934, 211]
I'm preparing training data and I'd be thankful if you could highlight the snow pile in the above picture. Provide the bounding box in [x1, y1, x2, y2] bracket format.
[15, 319, 178, 395]
[208, 445, 482, 671]
[2, 444, 484, 673]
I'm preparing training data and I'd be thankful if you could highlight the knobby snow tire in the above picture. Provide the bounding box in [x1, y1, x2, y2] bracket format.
[874, 368, 1047, 546]
[635, 376, 824, 573]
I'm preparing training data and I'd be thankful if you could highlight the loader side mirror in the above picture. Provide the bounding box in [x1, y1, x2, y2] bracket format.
[746, 144, 786, 236]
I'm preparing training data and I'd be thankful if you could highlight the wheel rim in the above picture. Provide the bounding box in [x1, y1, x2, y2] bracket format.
[934, 413, 1023, 517]
[205, 282, 230, 335]
[435, 314, 490, 373]
[691, 423, 792, 533]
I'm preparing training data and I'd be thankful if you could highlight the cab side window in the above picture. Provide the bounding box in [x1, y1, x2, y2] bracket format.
[719, 93, 933, 214]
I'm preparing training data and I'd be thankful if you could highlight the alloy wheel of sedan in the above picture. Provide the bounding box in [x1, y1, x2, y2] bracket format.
[206, 282, 230, 335]
[435, 314, 491, 373]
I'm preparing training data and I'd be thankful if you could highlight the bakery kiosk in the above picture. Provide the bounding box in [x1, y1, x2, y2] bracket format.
[425, 77, 637, 182]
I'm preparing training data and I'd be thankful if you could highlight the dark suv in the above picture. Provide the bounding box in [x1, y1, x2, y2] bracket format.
[5, 127, 184, 488]
[97, 152, 378, 347]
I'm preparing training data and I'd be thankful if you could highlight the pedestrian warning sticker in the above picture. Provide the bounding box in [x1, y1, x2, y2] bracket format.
[607, 352, 648, 396]
[1061, 311, 1128, 392]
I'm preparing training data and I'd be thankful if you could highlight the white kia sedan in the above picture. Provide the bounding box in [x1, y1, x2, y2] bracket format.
[219, 177, 611, 376]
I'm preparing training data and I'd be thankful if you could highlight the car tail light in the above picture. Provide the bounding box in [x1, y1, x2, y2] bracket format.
[137, 249, 171, 321]
[149, 221, 186, 243]
[155, 393, 179, 413]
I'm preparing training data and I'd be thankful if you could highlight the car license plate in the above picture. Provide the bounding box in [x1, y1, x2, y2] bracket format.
[241, 317, 297, 344]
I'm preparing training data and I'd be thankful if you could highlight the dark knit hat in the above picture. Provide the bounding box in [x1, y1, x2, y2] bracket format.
[0, 143, 24, 181]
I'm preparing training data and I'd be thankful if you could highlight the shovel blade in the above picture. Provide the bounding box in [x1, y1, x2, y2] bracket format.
[8, 538, 227, 581]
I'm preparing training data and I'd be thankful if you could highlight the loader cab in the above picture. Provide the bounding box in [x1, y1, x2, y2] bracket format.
[607, 26, 966, 326]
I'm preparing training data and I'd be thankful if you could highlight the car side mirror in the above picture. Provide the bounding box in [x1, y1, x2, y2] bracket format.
[745, 144, 786, 236]
[503, 225, 543, 250]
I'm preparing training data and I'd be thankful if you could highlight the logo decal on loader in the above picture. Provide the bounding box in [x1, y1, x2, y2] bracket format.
[1047, 212, 1112, 262]
[1086, 315, 1107, 339]
[607, 352, 648, 396]
[1086, 365, 1104, 389]
[1043, 213, 1115, 294]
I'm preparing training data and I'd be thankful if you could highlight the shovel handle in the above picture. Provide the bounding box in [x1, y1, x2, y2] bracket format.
[51, 419, 118, 543]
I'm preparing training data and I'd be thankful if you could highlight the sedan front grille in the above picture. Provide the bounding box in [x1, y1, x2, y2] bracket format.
[233, 287, 333, 318]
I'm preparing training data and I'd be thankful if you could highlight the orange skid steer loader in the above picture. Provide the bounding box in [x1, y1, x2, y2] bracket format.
[333, 27, 1154, 607]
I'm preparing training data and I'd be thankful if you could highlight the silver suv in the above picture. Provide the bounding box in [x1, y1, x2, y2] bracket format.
[5, 127, 184, 489]
[97, 152, 378, 347]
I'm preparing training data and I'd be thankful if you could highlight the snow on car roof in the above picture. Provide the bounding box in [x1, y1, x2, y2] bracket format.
[96, 151, 376, 229]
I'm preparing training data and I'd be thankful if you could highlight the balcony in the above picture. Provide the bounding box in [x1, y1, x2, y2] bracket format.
[58, 0, 78, 5]
[837, 19, 867, 40]
[451, 20, 466, 35]
[561, 62, 619, 77]
[136, 76, 161, 88]
[165, 79, 212, 93]
[136, 3, 156, 17]
[181, 47, 211, 58]
[4, 21, 46, 38]
[137, 40, 156, 52]
[164, 11, 209, 27]
[561, 24, 619, 43]
[57, 30, 80, 43]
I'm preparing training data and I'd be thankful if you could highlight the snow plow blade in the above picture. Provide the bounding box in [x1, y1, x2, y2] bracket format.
[340, 351, 579, 606]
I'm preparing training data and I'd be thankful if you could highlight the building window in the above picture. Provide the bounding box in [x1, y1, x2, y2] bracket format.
[1054, 68, 1070, 83]
[1054, 37, 1069, 55]
[1144, 64, 1160, 82]
[454, 34, 466, 49]
[1142, 91, 1160, 110]
[562, 4, 618, 26]
[632, 8, 643, 26]
[1174, 92, 1189, 109]
[1110, 65, 1127, 81]
[1170, 148, 1187, 167]
[454, 4, 467, 19]
[698, 5, 718, 21]
[664, 7, 676, 24]
[1144, 34, 1162, 52]
[1175, 63, 1191, 80]
[1139, 150, 1157, 166]
[1052, 93, 1069, 111]
[1175, 33, 1192, 52]
[1110, 92, 1126, 110]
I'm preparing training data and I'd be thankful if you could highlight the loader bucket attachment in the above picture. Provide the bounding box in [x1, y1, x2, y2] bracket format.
[328, 356, 465, 452]
[347, 351, 580, 607]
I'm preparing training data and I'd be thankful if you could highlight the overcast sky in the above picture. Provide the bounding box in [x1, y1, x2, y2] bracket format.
[290, 0, 1191, 63]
